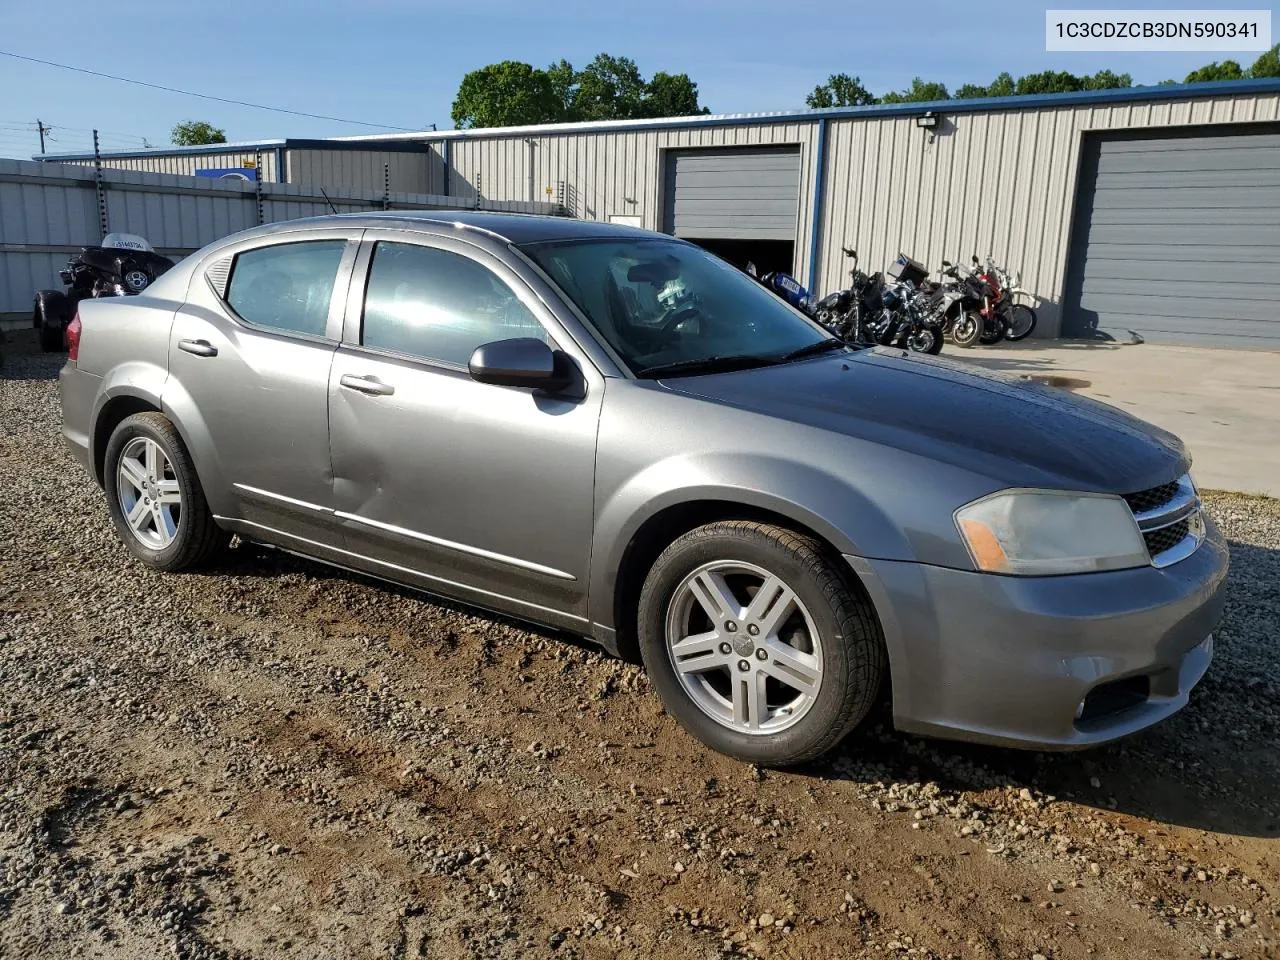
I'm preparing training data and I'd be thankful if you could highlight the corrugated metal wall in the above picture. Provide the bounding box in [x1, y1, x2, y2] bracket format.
[447, 122, 819, 282]
[438, 90, 1280, 338]
[0, 159, 559, 318]
[816, 92, 1280, 336]
[51, 150, 279, 182]
[284, 148, 440, 194]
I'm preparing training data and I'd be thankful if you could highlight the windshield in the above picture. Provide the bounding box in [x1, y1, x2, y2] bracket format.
[520, 237, 833, 377]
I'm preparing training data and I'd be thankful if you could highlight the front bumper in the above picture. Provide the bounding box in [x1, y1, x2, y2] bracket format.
[848, 515, 1229, 749]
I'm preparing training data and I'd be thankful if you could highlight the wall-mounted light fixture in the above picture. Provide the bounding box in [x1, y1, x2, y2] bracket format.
[916, 111, 938, 130]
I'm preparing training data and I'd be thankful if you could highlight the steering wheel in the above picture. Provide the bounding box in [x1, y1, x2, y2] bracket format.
[658, 305, 701, 339]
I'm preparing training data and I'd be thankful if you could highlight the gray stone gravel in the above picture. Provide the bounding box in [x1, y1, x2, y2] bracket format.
[1, 333, 1277, 959]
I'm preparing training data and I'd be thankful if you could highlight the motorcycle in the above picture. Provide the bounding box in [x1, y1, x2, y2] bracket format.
[32, 233, 175, 352]
[746, 261, 816, 316]
[814, 248, 942, 354]
[952, 255, 1037, 347]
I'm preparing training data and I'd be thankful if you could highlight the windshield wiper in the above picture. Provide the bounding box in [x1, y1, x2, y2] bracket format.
[773, 337, 847, 362]
[636, 354, 782, 379]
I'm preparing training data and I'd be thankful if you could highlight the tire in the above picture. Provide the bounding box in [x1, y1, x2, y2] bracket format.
[979, 319, 1005, 345]
[33, 290, 70, 353]
[102, 412, 228, 571]
[906, 325, 943, 355]
[951, 311, 983, 347]
[38, 323, 65, 353]
[1006, 304, 1037, 342]
[637, 520, 886, 766]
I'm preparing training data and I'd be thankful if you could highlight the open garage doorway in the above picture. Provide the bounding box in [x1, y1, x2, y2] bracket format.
[684, 237, 795, 276]
[662, 146, 802, 277]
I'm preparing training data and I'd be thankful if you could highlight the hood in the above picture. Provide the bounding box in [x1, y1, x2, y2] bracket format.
[660, 348, 1187, 494]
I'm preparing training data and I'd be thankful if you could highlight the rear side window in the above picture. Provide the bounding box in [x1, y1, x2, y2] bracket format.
[226, 240, 346, 337]
[361, 241, 549, 366]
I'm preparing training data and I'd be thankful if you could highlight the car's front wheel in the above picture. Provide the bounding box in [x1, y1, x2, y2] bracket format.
[637, 521, 885, 766]
[102, 412, 228, 571]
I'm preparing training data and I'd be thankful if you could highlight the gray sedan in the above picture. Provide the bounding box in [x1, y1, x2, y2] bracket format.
[58, 213, 1228, 766]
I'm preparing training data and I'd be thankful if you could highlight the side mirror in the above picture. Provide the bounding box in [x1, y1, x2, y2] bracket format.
[468, 338, 577, 394]
[971, 254, 979, 264]
[941, 259, 951, 268]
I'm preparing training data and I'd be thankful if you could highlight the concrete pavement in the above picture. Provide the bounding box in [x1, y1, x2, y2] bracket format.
[958, 341, 1279, 497]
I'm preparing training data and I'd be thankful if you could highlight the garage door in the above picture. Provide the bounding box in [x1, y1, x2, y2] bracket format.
[663, 147, 801, 241]
[1064, 126, 1280, 348]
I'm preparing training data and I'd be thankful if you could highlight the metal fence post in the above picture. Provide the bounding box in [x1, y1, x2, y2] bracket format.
[93, 130, 109, 239]
[255, 151, 265, 225]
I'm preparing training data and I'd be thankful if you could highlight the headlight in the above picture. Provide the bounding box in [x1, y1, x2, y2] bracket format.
[955, 490, 1148, 576]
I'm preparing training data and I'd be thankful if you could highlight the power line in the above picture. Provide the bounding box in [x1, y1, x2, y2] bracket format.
[0, 49, 418, 131]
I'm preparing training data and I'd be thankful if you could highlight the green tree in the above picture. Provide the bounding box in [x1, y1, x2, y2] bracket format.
[879, 77, 949, 103]
[573, 54, 648, 121]
[452, 55, 709, 128]
[451, 61, 564, 129]
[171, 121, 226, 146]
[642, 71, 710, 118]
[955, 72, 1015, 99]
[546, 58, 578, 119]
[1249, 44, 1280, 78]
[1082, 69, 1132, 90]
[1185, 60, 1246, 83]
[805, 73, 877, 108]
[1014, 70, 1083, 95]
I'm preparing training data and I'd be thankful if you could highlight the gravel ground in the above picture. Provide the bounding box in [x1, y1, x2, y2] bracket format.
[1, 333, 1277, 960]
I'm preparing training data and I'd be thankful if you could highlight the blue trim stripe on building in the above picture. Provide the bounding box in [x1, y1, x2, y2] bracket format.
[807, 118, 828, 294]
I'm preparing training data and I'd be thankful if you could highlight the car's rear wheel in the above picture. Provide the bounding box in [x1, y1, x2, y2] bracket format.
[103, 412, 228, 571]
[637, 521, 885, 766]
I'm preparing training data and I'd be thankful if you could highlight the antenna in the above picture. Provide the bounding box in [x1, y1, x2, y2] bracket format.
[318, 187, 339, 215]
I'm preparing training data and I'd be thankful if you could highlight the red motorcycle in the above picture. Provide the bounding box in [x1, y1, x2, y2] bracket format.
[951, 255, 1037, 347]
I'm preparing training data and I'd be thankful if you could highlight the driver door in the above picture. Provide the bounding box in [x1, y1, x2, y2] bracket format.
[326, 230, 604, 628]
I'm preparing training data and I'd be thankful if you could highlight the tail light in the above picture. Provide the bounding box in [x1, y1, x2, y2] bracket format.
[66, 312, 82, 362]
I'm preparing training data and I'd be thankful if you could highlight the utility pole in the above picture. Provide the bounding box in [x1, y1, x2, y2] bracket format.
[36, 118, 51, 154]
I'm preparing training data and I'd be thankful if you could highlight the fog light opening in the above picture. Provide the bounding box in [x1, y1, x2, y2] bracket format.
[1075, 675, 1151, 725]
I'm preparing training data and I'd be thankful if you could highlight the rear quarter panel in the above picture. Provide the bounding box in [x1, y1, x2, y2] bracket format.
[73, 295, 181, 478]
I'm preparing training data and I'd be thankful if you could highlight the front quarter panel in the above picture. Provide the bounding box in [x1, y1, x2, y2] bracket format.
[590, 379, 995, 632]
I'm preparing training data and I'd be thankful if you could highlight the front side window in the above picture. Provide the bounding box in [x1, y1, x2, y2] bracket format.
[225, 240, 346, 337]
[361, 242, 549, 366]
[520, 238, 834, 377]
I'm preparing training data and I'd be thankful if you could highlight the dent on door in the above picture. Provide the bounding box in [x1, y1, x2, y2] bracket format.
[327, 353, 600, 625]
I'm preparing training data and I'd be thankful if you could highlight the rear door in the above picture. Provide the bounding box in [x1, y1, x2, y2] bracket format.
[166, 229, 359, 546]
[326, 230, 603, 628]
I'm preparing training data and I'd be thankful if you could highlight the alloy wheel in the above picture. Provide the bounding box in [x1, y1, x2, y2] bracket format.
[116, 437, 182, 549]
[665, 560, 823, 734]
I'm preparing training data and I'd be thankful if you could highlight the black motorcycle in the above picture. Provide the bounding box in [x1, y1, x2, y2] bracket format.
[814, 248, 942, 354]
[32, 237, 174, 352]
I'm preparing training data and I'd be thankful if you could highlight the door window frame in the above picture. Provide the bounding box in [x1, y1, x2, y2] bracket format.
[192, 228, 362, 345]
[341, 227, 611, 389]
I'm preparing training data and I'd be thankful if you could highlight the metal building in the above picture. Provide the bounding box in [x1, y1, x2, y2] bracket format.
[38, 138, 445, 195]
[39, 78, 1280, 345]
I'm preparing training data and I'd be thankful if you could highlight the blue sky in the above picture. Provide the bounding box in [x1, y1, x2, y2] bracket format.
[0, 0, 1273, 158]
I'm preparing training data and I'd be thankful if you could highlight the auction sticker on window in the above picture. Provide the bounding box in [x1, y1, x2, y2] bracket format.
[1046, 10, 1271, 51]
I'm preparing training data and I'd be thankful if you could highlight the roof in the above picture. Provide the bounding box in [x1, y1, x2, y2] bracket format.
[231, 210, 657, 245]
[35, 137, 432, 163]
[333, 77, 1280, 143]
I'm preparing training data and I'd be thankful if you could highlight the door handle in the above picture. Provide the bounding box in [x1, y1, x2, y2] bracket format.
[178, 339, 217, 358]
[340, 374, 395, 396]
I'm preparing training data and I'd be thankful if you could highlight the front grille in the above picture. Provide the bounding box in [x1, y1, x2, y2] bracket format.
[1144, 519, 1189, 557]
[1122, 480, 1180, 515]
